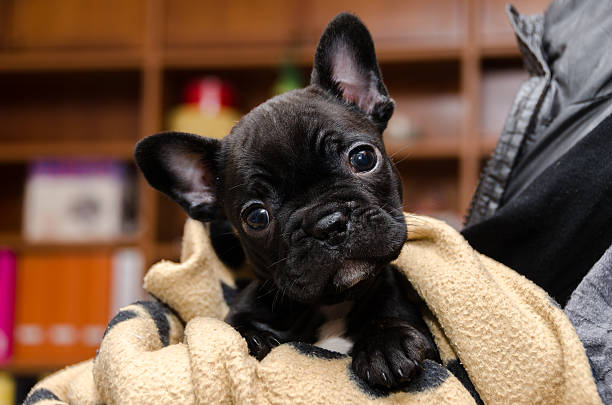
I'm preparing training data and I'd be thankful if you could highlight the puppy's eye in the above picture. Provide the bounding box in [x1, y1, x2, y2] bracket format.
[349, 146, 377, 172]
[245, 206, 270, 230]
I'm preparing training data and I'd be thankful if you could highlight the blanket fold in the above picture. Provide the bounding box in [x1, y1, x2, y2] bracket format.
[24, 214, 601, 404]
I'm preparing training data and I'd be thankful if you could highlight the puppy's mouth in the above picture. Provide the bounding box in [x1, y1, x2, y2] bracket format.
[332, 258, 378, 291]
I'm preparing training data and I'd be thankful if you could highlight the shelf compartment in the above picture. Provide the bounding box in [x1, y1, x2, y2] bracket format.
[163, 61, 462, 153]
[301, 0, 464, 49]
[0, 161, 140, 244]
[0, 164, 26, 237]
[479, 59, 527, 140]
[163, 0, 298, 49]
[384, 60, 462, 143]
[163, 67, 283, 118]
[1, 0, 144, 50]
[155, 193, 187, 245]
[0, 71, 140, 144]
[385, 137, 460, 160]
[396, 159, 461, 227]
[477, 0, 550, 52]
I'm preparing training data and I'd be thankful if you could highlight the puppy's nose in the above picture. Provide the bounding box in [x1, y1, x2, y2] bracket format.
[312, 211, 347, 245]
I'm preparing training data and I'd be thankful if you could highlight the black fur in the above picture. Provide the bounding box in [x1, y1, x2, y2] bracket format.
[447, 360, 484, 404]
[134, 12, 438, 391]
[138, 301, 171, 347]
[102, 309, 138, 339]
[210, 219, 245, 269]
[24, 388, 60, 405]
[290, 341, 349, 359]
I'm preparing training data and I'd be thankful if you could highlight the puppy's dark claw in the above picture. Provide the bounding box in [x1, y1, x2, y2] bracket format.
[381, 371, 389, 386]
[240, 329, 282, 360]
[250, 335, 261, 347]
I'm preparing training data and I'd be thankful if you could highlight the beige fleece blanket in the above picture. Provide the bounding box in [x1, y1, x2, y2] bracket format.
[24, 214, 601, 404]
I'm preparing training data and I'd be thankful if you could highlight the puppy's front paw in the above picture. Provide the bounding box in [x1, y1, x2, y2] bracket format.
[238, 328, 282, 361]
[351, 318, 431, 390]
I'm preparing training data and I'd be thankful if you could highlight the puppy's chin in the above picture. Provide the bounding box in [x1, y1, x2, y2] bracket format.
[332, 259, 378, 291]
[279, 259, 380, 304]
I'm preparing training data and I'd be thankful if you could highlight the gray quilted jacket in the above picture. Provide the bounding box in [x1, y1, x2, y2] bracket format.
[465, 1, 612, 403]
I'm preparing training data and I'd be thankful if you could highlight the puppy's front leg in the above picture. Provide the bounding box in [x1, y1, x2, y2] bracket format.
[225, 280, 322, 360]
[348, 266, 439, 389]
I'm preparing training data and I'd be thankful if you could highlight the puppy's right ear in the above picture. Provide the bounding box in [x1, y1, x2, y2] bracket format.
[134, 131, 221, 222]
[311, 13, 394, 131]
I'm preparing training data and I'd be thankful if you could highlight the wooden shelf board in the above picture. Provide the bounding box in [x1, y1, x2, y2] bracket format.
[0, 140, 135, 162]
[293, 42, 463, 65]
[377, 45, 462, 63]
[384, 137, 460, 160]
[153, 241, 182, 260]
[0, 49, 142, 72]
[479, 43, 521, 58]
[0, 44, 462, 72]
[0, 232, 141, 251]
[0, 358, 87, 375]
[0, 232, 21, 247]
[480, 136, 499, 156]
[163, 46, 289, 69]
[163, 42, 462, 69]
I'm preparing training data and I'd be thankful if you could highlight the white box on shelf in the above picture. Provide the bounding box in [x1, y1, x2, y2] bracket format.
[23, 160, 128, 242]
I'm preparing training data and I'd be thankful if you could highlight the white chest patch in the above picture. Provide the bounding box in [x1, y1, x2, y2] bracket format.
[314, 301, 354, 354]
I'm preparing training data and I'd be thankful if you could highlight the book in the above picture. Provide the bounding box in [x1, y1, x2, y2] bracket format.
[81, 253, 111, 355]
[110, 248, 145, 317]
[13, 254, 47, 363]
[46, 254, 80, 363]
[0, 249, 16, 364]
[13, 252, 113, 365]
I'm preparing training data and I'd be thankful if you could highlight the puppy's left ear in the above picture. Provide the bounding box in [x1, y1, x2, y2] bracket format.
[134, 131, 221, 222]
[311, 12, 394, 131]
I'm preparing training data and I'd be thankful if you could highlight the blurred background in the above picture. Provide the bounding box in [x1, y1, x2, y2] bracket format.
[0, 0, 549, 402]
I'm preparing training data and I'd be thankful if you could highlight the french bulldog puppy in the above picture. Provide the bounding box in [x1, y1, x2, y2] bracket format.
[135, 13, 438, 390]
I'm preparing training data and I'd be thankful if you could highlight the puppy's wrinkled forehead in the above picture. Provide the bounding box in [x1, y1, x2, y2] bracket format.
[223, 88, 379, 182]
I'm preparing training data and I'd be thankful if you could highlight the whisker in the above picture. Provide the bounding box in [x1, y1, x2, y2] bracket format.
[212, 231, 239, 237]
[282, 277, 299, 306]
[388, 143, 414, 159]
[267, 256, 288, 269]
[256, 280, 276, 299]
[392, 154, 413, 165]
[272, 289, 279, 311]
[376, 202, 405, 218]
[229, 182, 248, 191]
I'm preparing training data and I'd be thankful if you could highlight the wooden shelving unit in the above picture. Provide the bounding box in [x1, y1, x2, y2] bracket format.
[0, 0, 550, 375]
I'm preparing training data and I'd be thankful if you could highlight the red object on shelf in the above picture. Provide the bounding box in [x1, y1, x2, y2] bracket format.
[168, 76, 242, 139]
[182, 77, 236, 113]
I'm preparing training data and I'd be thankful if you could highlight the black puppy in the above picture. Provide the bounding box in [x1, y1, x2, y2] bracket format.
[135, 13, 438, 390]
